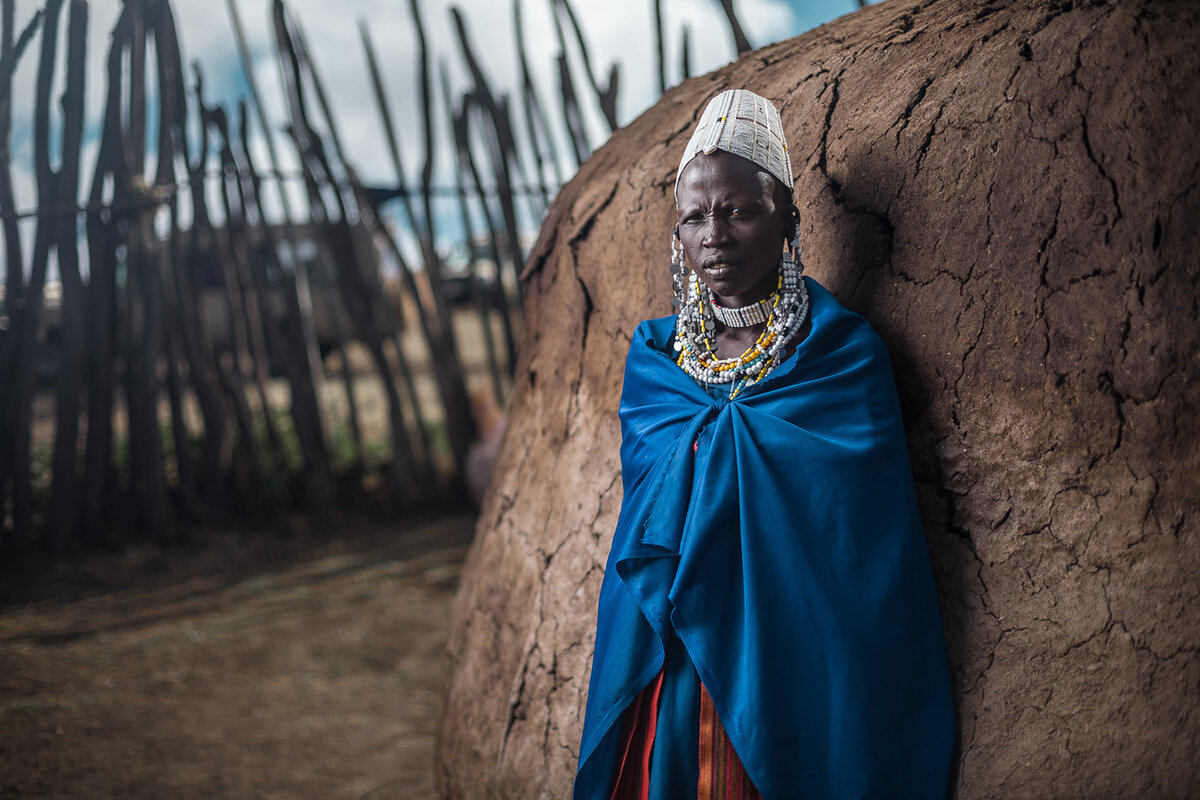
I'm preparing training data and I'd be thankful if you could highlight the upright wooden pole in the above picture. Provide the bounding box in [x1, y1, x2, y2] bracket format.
[0, 5, 44, 545]
[358, 19, 437, 474]
[440, 68, 506, 403]
[81, 4, 134, 540]
[11, 0, 65, 540]
[224, 0, 325, 409]
[125, 0, 171, 537]
[233, 100, 334, 512]
[46, 0, 89, 551]
[408, 0, 437, 245]
[549, 0, 619, 132]
[653, 0, 666, 94]
[716, 0, 752, 55]
[449, 10, 527, 300]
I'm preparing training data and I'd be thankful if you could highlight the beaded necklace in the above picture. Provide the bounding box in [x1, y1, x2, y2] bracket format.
[673, 253, 809, 399]
[711, 296, 772, 327]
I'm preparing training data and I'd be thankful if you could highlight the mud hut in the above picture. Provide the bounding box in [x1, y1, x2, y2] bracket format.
[436, 0, 1200, 796]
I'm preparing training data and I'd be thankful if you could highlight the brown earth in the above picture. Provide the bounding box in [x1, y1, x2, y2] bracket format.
[437, 0, 1200, 797]
[0, 512, 476, 799]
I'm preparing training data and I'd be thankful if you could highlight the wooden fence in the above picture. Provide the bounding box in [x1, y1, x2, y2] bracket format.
[0, 0, 751, 551]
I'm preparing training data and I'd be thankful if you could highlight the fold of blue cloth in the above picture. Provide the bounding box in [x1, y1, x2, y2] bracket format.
[575, 278, 955, 800]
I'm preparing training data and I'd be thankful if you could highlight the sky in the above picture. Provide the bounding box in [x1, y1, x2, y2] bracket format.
[4, 0, 863, 275]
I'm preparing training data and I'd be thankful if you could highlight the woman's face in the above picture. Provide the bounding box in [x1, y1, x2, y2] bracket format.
[675, 150, 789, 308]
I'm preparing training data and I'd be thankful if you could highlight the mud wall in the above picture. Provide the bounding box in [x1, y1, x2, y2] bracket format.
[436, 0, 1200, 796]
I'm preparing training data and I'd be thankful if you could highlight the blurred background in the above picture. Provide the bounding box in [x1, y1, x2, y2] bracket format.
[0, 0, 863, 796]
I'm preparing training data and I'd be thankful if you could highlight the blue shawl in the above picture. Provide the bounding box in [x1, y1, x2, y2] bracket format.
[575, 278, 955, 800]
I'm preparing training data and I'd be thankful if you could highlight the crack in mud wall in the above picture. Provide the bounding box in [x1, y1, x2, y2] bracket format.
[436, 0, 1200, 796]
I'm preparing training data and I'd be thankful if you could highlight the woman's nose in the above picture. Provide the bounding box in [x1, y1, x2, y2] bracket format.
[701, 216, 730, 247]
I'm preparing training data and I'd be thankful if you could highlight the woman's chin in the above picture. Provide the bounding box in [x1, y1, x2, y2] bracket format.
[700, 275, 745, 300]
[710, 284, 769, 308]
[697, 270, 778, 307]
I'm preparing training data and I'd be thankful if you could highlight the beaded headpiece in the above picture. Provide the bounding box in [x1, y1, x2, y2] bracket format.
[675, 89, 794, 200]
[670, 89, 808, 399]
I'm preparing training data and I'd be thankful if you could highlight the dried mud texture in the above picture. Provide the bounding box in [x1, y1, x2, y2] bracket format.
[436, 1, 1200, 797]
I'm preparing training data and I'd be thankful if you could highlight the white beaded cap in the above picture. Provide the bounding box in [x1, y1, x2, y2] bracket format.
[675, 89, 794, 199]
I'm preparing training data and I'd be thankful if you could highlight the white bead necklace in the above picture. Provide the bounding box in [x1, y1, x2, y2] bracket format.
[711, 296, 772, 327]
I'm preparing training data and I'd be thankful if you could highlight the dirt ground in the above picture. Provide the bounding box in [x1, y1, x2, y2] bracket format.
[0, 511, 478, 799]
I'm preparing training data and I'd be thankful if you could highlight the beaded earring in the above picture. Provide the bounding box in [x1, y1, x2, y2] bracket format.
[670, 227, 687, 308]
[788, 204, 803, 266]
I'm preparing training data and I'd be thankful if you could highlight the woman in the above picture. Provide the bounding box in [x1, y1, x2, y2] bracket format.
[574, 90, 955, 799]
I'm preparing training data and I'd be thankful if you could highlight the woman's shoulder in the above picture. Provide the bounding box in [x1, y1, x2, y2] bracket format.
[630, 314, 677, 353]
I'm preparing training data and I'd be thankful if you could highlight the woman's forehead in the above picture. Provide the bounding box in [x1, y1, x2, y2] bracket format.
[676, 151, 778, 206]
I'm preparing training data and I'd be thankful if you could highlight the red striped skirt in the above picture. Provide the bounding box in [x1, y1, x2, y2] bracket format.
[610, 673, 762, 800]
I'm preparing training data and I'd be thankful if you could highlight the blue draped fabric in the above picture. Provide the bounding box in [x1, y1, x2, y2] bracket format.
[574, 278, 955, 800]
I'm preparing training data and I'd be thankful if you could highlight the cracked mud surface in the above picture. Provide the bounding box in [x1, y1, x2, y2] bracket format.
[437, 1, 1200, 797]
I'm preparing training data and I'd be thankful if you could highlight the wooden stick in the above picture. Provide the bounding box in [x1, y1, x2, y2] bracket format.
[271, 1, 368, 472]
[124, 0, 170, 537]
[81, 4, 135, 540]
[513, 0, 558, 212]
[550, 0, 619, 131]
[358, 19, 438, 478]
[0, 7, 45, 544]
[224, 0, 325, 404]
[234, 100, 335, 512]
[681, 23, 692, 82]
[10, 0, 65, 540]
[209, 102, 288, 489]
[408, 0, 437, 246]
[717, 0, 752, 56]
[46, 0, 89, 551]
[449, 9, 528, 303]
[276, 1, 429, 498]
[653, 0, 666, 94]
[441, 65, 506, 403]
